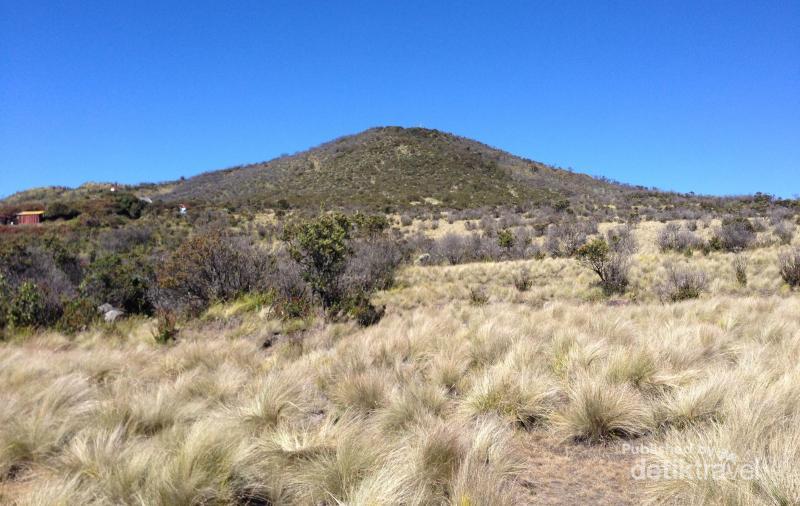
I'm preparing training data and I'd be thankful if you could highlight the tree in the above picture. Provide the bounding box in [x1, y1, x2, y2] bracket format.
[575, 238, 630, 295]
[282, 213, 353, 311]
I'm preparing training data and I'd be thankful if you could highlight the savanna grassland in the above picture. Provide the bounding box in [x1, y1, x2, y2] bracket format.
[2, 216, 800, 506]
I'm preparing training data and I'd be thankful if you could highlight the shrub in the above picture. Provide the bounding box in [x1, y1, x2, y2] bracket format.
[43, 201, 80, 221]
[400, 215, 413, 227]
[497, 229, 514, 250]
[0, 274, 8, 332]
[656, 264, 709, 302]
[436, 233, 467, 265]
[347, 293, 385, 327]
[778, 248, 800, 288]
[113, 192, 147, 219]
[7, 282, 46, 328]
[545, 222, 589, 257]
[157, 232, 270, 313]
[82, 254, 154, 315]
[605, 225, 638, 256]
[99, 226, 153, 254]
[57, 297, 97, 334]
[269, 253, 312, 319]
[469, 287, 489, 305]
[732, 255, 748, 286]
[657, 223, 701, 253]
[774, 221, 795, 245]
[153, 309, 178, 344]
[512, 268, 532, 292]
[713, 217, 756, 252]
[340, 239, 403, 295]
[282, 214, 353, 312]
[575, 239, 630, 295]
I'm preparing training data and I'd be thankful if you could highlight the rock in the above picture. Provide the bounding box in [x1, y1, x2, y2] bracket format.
[97, 303, 114, 314]
[104, 309, 125, 322]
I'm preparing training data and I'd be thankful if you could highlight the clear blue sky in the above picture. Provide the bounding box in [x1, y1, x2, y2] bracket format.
[1, 0, 798, 199]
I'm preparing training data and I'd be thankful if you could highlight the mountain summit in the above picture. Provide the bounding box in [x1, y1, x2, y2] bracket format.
[165, 127, 622, 210]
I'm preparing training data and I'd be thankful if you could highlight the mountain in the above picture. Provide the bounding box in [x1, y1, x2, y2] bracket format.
[163, 126, 628, 210]
[4, 127, 793, 217]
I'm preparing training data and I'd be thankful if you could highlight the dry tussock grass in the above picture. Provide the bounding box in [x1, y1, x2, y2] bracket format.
[1, 220, 799, 504]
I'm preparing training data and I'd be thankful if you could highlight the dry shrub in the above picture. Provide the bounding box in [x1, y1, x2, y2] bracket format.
[156, 232, 270, 313]
[657, 223, 702, 253]
[774, 220, 795, 245]
[656, 263, 709, 302]
[778, 247, 800, 288]
[732, 254, 749, 286]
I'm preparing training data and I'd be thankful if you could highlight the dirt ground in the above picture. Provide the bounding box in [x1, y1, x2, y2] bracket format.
[519, 432, 644, 505]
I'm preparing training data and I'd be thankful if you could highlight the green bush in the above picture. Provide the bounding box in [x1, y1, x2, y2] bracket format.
[114, 193, 147, 219]
[347, 293, 385, 327]
[44, 201, 80, 221]
[282, 213, 353, 312]
[7, 282, 45, 328]
[498, 229, 515, 249]
[81, 254, 154, 314]
[57, 297, 97, 334]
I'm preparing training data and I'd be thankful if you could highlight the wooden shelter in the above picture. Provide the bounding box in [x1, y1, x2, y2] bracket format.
[15, 210, 45, 225]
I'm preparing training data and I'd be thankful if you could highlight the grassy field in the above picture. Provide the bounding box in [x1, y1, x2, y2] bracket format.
[1, 222, 799, 505]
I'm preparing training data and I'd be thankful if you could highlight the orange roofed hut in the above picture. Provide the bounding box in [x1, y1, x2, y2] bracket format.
[15, 210, 45, 225]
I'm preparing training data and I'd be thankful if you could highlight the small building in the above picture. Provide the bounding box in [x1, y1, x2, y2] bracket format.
[16, 210, 45, 225]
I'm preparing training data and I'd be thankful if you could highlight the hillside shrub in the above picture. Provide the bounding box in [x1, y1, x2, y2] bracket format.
[732, 255, 748, 286]
[545, 222, 590, 257]
[606, 225, 638, 256]
[778, 248, 800, 288]
[497, 229, 515, 250]
[282, 213, 353, 313]
[82, 254, 154, 315]
[575, 238, 630, 295]
[657, 223, 701, 253]
[114, 193, 147, 219]
[469, 286, 489, 305]
[656, 264, 709, 302]
[157, 232, 270, 313]
[341, 239, 403, 295]
[7, 282, 46, 328]
[774, 221, 795, 245]
[57, 297, 97, 334]
[713, 217, 756, 252]
[153, 309, 178, 344]
[512, 268, 532, 292]
[44, 201, 80, 221]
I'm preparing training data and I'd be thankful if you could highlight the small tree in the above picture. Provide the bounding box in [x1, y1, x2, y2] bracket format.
[575, 238, 630, 295]
[282, 213, 353, 312]
[497, 229, 515, 250]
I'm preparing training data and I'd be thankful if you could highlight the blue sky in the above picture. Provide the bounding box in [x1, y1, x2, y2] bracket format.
[1, 0, 798, 198]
